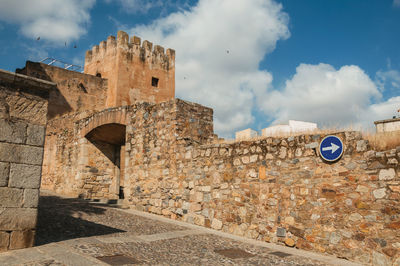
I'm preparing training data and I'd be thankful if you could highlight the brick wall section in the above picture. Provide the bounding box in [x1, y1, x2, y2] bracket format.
[0, 69, 52, 251]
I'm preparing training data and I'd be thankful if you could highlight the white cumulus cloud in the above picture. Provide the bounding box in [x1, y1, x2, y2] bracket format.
[264, 63, 400, 130]
[113, 0, 162, 13]
[376, 69, 400, 90]
[367, 96, 400, 121]
[130, 0, 290, 136]
[0, 0, 95, 43]
[108, 0, 192, 14]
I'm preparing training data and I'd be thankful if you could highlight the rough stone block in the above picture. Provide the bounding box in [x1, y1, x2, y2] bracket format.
[378, 168, 396, 181]
[190, 192, 203, 202]
[0, 231, 9, 251]
[0, 187, 23, 207]
[9, 230, 35, 250]
[26, 124, 45, 146]
[305, 142, 318, 149]
[0, 162, 9, 187]
[372, 251, 389, 266]
[373, 188, 386, 199]
[9, 164, 41, 189]
[0, 143, 44, 165]
[190, 203, 202, 212]
[329, 232, 341, 244]
[194, 215, 205, 226]
[0, 208, 37, 230]
[356, 140, 368, 152]
[276, 227, 286, 237]
[285, 238, 295, 247]
[23, 189, 39, 208]
[211, 218, 223, 230]
[0, 119, 27, 144]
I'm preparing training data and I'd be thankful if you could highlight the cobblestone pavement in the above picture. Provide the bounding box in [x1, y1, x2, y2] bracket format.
[0, 192, 361, 266]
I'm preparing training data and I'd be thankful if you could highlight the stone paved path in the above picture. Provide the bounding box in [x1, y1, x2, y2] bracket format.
[0, 192, 362, 265]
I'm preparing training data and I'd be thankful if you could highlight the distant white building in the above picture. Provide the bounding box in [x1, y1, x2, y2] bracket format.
[262, 120, 317, 137]
[235, 128, 258, 140]
[374, 118, 400, 133]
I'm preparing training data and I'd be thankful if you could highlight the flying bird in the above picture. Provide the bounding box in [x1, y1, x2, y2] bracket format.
[36, 37, 40, 41]
[74, 44, 77, 48]
[226, 50, 229, 54]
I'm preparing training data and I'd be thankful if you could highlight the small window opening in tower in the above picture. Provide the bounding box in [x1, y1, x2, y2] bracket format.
[152, 77, 159, 87]
[96, 73, 102, 78]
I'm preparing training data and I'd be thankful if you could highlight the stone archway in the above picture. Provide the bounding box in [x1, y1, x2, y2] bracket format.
[84, 123, 126, 200]
[75, 107, 129, 200]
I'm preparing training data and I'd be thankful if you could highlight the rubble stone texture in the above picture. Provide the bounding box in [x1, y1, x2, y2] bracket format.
[1, 31, 399, 265]
[42, 98, 400, 265]
[0, 69, 52, 251]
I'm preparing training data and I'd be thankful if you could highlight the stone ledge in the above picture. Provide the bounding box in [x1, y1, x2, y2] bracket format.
[0, 69, 55, 92]
[374, 117, 400, 124]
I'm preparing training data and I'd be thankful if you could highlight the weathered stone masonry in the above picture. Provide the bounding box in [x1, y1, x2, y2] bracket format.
[125, 116, 400, 265]
[42, 99, 215, 199]
[45, 97, 400, 265]
[4, 30, 399, 264]
[0, 69, 52, 251]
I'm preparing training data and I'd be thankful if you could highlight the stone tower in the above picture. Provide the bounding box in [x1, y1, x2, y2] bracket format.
[84, 31, 175, 107]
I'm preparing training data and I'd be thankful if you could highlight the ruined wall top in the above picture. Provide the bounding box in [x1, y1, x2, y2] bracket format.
[0, 69, 55, 93]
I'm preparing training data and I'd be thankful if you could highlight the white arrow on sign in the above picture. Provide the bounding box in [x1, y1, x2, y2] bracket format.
[322, 143, 339, 153]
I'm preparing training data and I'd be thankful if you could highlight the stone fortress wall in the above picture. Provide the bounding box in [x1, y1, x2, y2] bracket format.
[45, 98, 400, 265]
[3, 31, 399, 264]
[0, 69, 52, 251]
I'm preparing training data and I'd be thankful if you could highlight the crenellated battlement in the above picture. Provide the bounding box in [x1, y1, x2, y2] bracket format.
[83, 31, 175, 108]
[85, 31, 175, 71]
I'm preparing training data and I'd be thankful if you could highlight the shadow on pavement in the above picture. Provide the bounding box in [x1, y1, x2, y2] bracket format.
[35, 195, 126, 246]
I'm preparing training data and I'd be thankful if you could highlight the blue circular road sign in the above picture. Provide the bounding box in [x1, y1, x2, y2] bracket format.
[319, 135, 344, 162]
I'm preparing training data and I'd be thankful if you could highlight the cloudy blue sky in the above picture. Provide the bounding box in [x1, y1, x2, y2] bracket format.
[0, 0, 399, 137]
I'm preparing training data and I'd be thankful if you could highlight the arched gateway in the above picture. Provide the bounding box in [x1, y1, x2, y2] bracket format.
[77, 107, 128, 200]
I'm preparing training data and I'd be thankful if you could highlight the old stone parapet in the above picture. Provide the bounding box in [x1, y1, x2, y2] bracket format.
[85, 31, 175, 71]
[0, 69, 51, 252]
